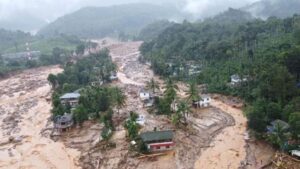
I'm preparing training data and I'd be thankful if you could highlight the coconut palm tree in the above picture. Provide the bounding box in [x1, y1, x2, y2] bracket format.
[112, 87, 127, 113]
[186, 81, 200, 103]
[164, 78, 178, 103]
[146, 78, 159, 94]
[177, 101, 191, 121]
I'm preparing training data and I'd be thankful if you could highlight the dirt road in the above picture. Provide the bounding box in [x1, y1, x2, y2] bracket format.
[0, 66, 80, 169]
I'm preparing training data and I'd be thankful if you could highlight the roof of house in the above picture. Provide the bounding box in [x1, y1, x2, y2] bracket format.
[55, 113, 73, 124]
[140, 130, 174, 142]
[271, 119, 290, 130]
[60, 93, 80, 99]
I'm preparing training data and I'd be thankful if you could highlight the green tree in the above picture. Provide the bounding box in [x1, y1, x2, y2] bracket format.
[73, 105, 88, 126]
[288, 112, 300, 139]
[47, 74, 58, 89]
[186, 81, 200, 102]
[124, 112, 139, 140]
[76, 44, 85, 56]
[112, 87, 127, 113]
[146, 78, 159, 94]
[164, 78, 178, 103]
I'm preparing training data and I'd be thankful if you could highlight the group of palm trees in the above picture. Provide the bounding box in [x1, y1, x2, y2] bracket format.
[145, 77, 201, 127]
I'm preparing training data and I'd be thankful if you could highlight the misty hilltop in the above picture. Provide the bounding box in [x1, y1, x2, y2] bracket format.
[242, 0, 300, 18]
[38, 3, 183, 38]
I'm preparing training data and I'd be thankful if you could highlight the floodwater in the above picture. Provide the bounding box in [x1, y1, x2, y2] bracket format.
[0, 66, 80, 169]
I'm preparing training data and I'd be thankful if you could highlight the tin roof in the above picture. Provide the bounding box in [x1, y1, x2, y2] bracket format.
[140, 130, 174, 142]
[60, 93, 80, 99]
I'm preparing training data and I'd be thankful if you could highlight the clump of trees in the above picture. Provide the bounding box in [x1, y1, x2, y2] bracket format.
[124, 112, 139, 140]
[140, 10, 300, 147]
[48, 50, 126, 130]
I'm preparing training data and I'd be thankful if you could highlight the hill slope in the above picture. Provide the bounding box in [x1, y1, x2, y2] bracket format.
[242, 0, 300, 18]
[38, 3, 181, 38]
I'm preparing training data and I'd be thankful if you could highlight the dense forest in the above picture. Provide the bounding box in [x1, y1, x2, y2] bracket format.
[140, 8, 300, 149]
[38, 3, 182, 39]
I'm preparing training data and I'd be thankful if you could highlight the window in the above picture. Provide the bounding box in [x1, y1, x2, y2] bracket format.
[166, 145, 170, 149]
[156, 146, 160, 150]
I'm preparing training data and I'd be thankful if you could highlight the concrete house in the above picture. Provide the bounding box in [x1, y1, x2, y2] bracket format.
[140, 130, 175, 152]
[54, 113, 74, 131]
[109, 72, 118, 81]
[60, 92, 81, 108]
[199, 95, 211, 107]
[231, 74, 247, 85]
[139, 90, 150, 101]
[193, 95, 211, 108]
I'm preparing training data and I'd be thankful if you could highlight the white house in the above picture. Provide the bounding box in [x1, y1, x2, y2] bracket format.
[231, 74, 247, 85]
[136, 115, 145, 125]
[109, 72, 118, 81]
[199, 95, 211, 107]
[193, 95, 211, 108]
[139, 90, 150, 101]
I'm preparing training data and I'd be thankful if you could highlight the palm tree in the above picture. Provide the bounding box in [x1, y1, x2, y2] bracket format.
[177, 101, 191, 121]
[146, 78, 159, 94]
[186, 81, 200, 102]
[113, 87, 127, 113]
[164, 78, 178, 103]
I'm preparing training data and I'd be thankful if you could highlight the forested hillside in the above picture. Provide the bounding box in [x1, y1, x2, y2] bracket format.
[138, 20, 176, 41]
[0, 29, 84, 77]
[140, 8, 300, 148]
[38, 3, 182, 38]
[242, 0, 300, 18]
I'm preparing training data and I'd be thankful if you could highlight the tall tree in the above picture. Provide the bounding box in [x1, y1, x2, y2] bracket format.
[112, 87, 127, 113]
[186, 81, 200, 102]
[146, 78, 159, 94]
[164, 78, 178, 103]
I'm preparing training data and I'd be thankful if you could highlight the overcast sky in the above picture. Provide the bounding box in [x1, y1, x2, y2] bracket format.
[0, 0, 259, 21]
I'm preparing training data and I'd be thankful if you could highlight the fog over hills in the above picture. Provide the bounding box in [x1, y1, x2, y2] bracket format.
[242, 0, 300, 19]
[0, 0, 258, 32]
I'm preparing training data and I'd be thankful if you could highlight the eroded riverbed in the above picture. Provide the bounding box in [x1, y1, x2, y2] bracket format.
[0, 66, 80, 169]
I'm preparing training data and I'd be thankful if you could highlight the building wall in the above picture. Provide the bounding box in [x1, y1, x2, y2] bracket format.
[147, 142, 174, 152]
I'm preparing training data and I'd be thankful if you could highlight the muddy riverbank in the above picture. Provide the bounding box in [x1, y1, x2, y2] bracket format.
[0, 66, 80, 169]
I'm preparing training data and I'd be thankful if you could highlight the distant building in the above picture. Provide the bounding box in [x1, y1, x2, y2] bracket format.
[54, 113, 74, 131]
[139, 90, 151, 101]
[267, 119, 290, 133]
[60, 92, 80, 108]
[231, 74, 247, 85]
[199, 95, 211, 107]
[193, 95, 211, 108]
[136, 115, 145, 125]
[109, 72, 118, 81]
[140, 130, 175, 152]
[143, 98, 154, 108]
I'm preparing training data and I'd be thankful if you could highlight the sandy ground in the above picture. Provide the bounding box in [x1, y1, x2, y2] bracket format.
[0, 66, 80, 169]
